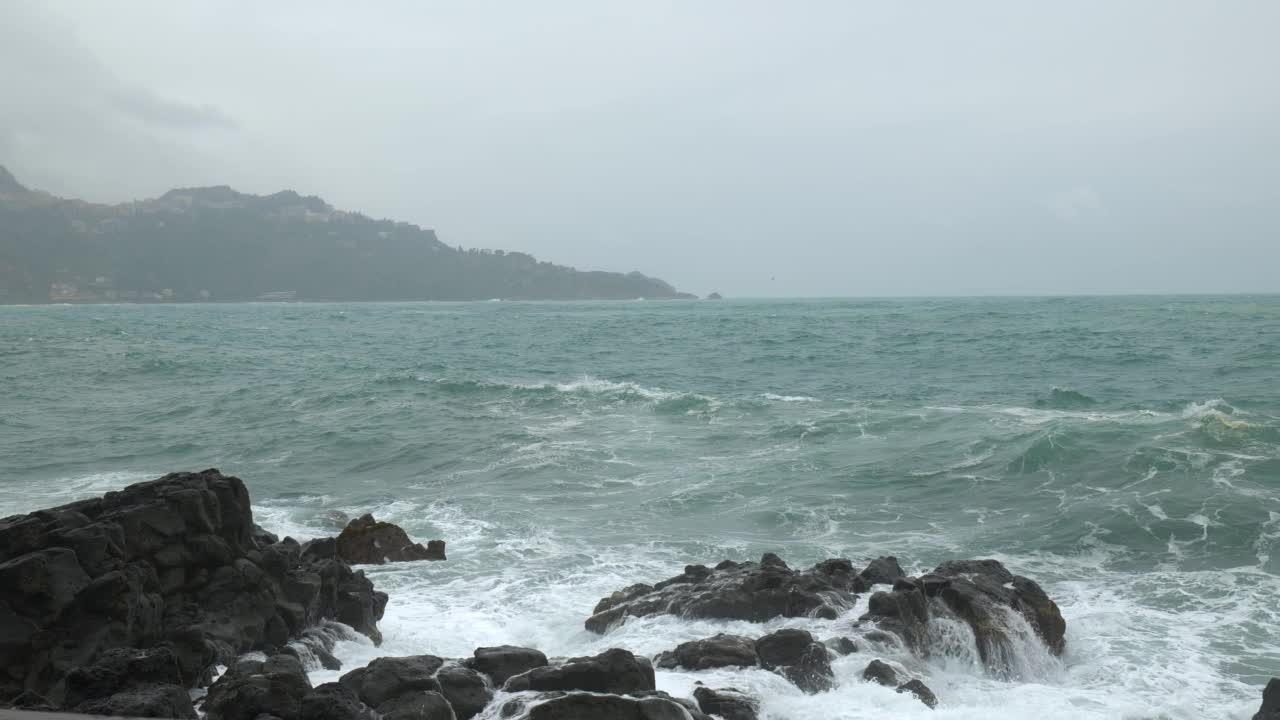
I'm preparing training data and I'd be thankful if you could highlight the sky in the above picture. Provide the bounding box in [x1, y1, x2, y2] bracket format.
[2, 1, 1278, 297]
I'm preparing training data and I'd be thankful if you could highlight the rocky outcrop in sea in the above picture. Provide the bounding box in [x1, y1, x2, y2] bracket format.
[2, 470, 1275, 718]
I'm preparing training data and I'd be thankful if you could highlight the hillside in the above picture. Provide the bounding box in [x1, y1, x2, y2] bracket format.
[0, 167, 693, 303]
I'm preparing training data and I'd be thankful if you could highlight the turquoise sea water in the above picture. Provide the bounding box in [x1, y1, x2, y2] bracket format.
[2, 297, 1278, 719]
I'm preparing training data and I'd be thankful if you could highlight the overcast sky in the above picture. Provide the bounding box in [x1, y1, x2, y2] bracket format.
[3, 1, 1278, 297]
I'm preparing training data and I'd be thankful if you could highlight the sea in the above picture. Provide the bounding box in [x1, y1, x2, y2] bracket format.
[1, 296, 1278, 719]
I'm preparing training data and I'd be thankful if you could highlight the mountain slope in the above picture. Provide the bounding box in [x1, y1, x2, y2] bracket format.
[0, 167, 692, 303]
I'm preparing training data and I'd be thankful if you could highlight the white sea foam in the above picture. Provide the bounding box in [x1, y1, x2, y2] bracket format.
[762, 393, 821, 403]
[281, 499, 1276, 720]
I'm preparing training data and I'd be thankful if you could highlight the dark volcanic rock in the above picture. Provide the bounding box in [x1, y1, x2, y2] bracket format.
[339, 655, 445, 707]
[897, 679, 939, 709]
[377, 689, 457, 720]
[754, 628, 833, 694]
[824, 636, 858, 655]
[465, 645, 548, 685]
[506, 692, 691, 720]
[859, 560, 1065, 675]
[862, 659, 898, 687]
[858, 556, 906, 587]
[74, 683, 196, 718]
[335, 514, 446, 564]
[1256, 678, 1280, 720]
[0, 469, 386, 714]
[927, 559, 1066, 665]
[692, 686, 759, 720]
[585, 553, 866, 632]
[656, 633, 758, 670]
[202, 652, 313, 720]
[298, 682, 376, 720]
[434, 665, 492, 720]
[503, 648, 655, 694]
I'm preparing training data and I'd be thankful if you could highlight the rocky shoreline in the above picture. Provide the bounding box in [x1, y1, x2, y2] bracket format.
[1, 469, 1274, 719]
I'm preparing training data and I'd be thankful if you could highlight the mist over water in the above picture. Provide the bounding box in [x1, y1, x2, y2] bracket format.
[2, 296, 1278, 718]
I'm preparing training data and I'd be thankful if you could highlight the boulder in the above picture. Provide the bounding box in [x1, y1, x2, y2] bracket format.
[465, 645, 548, 685]
[376, 689, 457, 720]
[298, 682, 376, 720]
[925, 559, 1066, 668]
[1255, 678, 1280, 720]
[585, 553, 868, 632]
[504, 648, 655, 694]
[335, 514, 446, 564]
[0, 469, 387, 711]
[505, 692, 691, 720]
[434, 665, 492, 720]
[824, 636, 858, 655]
[897, 679, 938, 709]
[754, 628, 833, 693]
[201, 652, 313, 720]
[656, 633, 758, 670]
[339, 655, 444, 708]
[74, 683, 197, 718]
[692, 686, 759, 720]
[862, 659, 898, 687]
[858, 556, 905, 587]
[863, 579, 930, 652]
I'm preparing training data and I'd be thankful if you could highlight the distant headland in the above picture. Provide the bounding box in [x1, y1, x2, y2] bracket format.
[0, 165, 696, 303]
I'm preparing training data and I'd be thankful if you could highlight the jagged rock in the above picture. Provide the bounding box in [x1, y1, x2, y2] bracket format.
[692, 687, 759, 720]
[465, 645, 548, 685]
[74, 683, 197, 718]
[863, 579, 931, 651]
[585, 553, 868, 632]
[339, 655, 444, 707]
[656, 633, 758, 670]
[0, 469, 387, 712]
[335, 514, 446, 564]
[862, 659, 898, 687]
[377, 689, 457, 720]
[298, 682, 376, 720]
[435, 665, 492, 720]
[503, 648, 655, 694]
[924, 559, 1066, 667]
[754, 628, 833, 693]
[858, 556, 905, 586]
[503, 692, 691, 720]
[202, 652, 313, 720]
[1255, 678, 1280, 720]
[824, 636, 858, 655]
[897, 679, 938, 709]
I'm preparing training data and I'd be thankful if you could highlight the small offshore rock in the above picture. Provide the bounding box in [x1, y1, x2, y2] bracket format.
[897, 679, 939, 709]
[503, 648, 655, 694]
[376, 690, 457, 720]
[298, 682, 376, 720]
[754, 628, 833, 694]
[335, 514, 445, 564]
[862, 659, 898, 687]
[824, 636, 858, 656]
[659, 633, 758, 670]
[692, 686, 759, 720]
[435, 665, 492, 720]
[465, 645, 548, 685]
[339, 655, 445, 707]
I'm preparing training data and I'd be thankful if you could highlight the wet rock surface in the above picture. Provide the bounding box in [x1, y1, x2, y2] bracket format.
[1256, 678, 1280, 720]
[0, 469, 386, 715]
[335, 514, 446, 565]
[585, 553, 873, 632]
[692, 686, 759, 720]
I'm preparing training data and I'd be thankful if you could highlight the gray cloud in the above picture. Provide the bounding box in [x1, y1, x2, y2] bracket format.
[4, 0, 1279, 295]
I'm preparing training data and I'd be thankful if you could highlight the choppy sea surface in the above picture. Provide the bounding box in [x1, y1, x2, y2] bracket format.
[2, 296, 1278, 719]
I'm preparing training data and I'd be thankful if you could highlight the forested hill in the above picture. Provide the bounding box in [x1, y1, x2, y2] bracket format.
[0, 166, 693, 303]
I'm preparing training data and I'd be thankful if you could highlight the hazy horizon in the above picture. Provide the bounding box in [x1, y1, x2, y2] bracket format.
[3, 1, 1278, 298]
